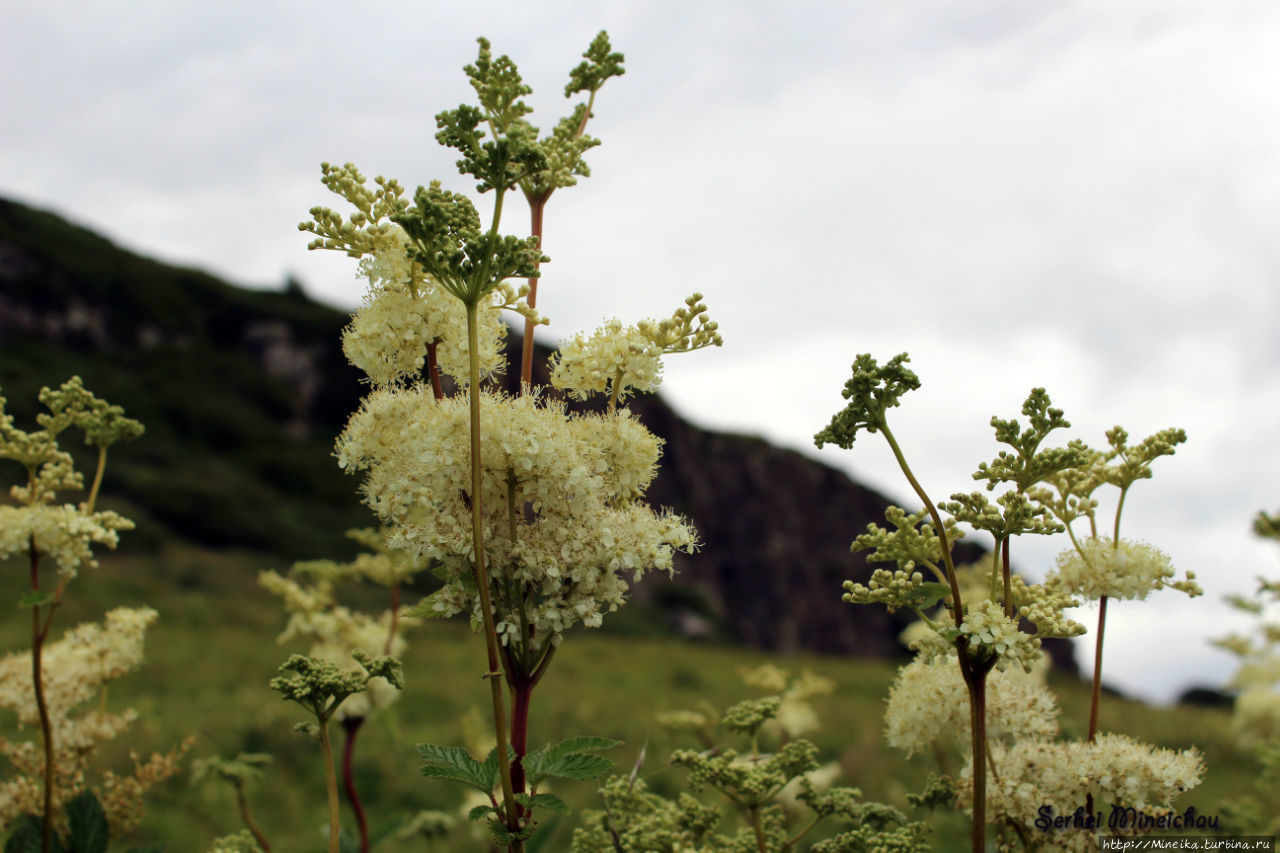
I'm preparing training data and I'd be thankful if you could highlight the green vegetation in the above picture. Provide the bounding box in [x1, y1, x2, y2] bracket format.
[0, 549, 1254, 851]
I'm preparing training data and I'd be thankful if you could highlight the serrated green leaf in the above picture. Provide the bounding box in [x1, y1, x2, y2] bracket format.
[524, 735, 620, 785]
[516, 792, 571, 815]
[531, 752, 614, 783]
[17, 591, 54, 609]
[418, 744, 495, 794]
[66, 792, 108, 853]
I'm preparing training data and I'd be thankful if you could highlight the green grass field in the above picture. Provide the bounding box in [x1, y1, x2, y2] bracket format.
[0, 547, 1260, 851]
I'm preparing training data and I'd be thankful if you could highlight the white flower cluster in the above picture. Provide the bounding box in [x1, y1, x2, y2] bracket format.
[0, 607, 156, 728]
[343, 243, 507, 387]
[0, 608, 161, 828]
[338, 386, 695, 648]
[884, 656, 1058, 756]
[1051, 537, 1201, 601]
[550, 319, 663, 403]
[964, 733, 1203, 829]
[960, 598, 1041, 672]
[0, 504, 134, 578]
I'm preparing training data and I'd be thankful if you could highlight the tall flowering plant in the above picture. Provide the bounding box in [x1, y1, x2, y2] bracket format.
[1, 379, 187, 852]
[301, 32, 720, 851]
[817, 354, 1203, 852]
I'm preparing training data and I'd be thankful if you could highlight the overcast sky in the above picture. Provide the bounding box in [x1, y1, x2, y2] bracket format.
[3, 1, 1279, 704]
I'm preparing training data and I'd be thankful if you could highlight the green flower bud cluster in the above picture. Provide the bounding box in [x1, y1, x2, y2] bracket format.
[299, 162, 409, 258]
[852, 506, 964, 575]
[191, 752, 272, 788]
[842, 568, 941, 614]
[269, 652, 403, 726]
[814, 353, 920, 450]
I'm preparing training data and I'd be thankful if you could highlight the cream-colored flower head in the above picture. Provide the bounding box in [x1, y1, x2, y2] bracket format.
[960, 598, 1041, 672]
[963, 733, 1203, 829]
[0, 607, 157, 727]
[343, 242, 506, 387]
[1051, 537, 1201, 601]
[884, 656, 1058, 756]
[339, 387, 696, 648]
[550, 320, 663, 403]
[0, 504, 134, 578]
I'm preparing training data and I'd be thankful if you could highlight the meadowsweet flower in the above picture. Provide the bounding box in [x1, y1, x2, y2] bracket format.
[962, 733, 1203, 831]
[0, 504, 134, 577]
[960, 598, 1041, 671]
[343, 243, 507, 387]
[0, 608, 186, 835]
[550, 319, 663, 403]
[1051, 537, 1201, 601]
[884, 656, 1058, 756]
[339, 386, 695, 649]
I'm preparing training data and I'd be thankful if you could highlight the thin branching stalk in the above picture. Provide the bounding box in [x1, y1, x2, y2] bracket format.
[519, 199, 545, 390]
[234, 781, 272, 852]
[85, 446, 108, 512]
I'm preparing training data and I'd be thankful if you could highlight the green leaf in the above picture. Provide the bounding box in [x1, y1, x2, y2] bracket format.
[419, 744, 514, 795]
[516, 792, 571, 816]
[418, 743, 496, 794]
[468, 804, 499, 823]
[17, 591, 54, 609]
[907, 582, 952, 610]
[4, 816, 43, 853]
[524, 736, 620, 785]
[66, 792, 108, 853]
[487, 820, 535, 846]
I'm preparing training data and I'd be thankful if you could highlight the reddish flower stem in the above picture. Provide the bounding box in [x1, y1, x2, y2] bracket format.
[341, 716, 370, 853]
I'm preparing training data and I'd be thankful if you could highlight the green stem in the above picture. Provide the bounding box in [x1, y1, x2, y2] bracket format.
[520, 198, 546, 390]
[29, 545, 54, 853]
[465, 302, 522, 851]
[235, 782, 272, 852]
[749, 805, 768, 853]
[1001, 538, 1013, 620]
[318, 717, 341, 853]
[1113, 485, 1129, 543]
[86, 446, 107, 512]
[879, 424, 964, 626]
